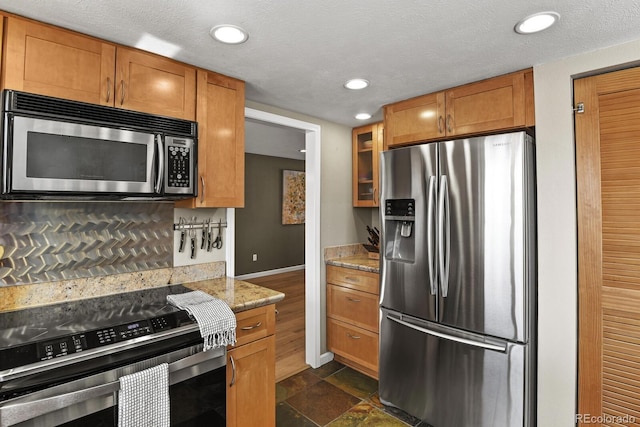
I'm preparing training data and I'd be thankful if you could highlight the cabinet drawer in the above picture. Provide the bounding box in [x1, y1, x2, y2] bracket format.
[327, 318, 378, 373]
[233, 304, 276, 347]
[326, 265, 379, 294]
[327, 284, 379, 333]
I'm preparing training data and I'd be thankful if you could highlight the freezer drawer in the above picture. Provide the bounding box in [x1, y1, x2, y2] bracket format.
[379, 309, 534, 427]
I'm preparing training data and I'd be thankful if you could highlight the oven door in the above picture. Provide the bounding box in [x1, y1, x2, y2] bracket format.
[0, 344, 226, 427]
[6, 115, 159, 196]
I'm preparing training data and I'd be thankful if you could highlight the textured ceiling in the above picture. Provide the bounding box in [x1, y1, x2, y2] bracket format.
[1, 1, 640, 127]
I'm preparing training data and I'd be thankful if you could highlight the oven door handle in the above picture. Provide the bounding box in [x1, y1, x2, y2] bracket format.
[0, 347, 225, 427]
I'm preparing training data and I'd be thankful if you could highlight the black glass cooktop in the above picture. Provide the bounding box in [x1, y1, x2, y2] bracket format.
[0, 285, 196, 370]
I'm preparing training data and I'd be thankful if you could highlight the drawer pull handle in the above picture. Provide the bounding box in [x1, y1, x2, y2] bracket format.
[347, 297, 361, 303]
[344, 276, 358, 282]
[241, 321, 262, 330]
[347, 333, 361, 339]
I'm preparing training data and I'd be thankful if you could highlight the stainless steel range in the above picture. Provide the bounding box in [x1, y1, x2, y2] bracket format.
[0, 285, 227, 426]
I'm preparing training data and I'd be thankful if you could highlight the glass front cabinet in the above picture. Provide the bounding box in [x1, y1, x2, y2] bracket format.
[352, 122, 383, 207]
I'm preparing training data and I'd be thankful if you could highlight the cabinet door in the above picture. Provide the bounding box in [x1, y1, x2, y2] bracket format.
[384, 92, 445, 147]
[227, 335, 275, 427]
[445, 70, 526, 136]
[178, 70, 245, 208]
[115, 46, 196, 120]
[3, 16, 115, 105]
[352, 122, 382, 207]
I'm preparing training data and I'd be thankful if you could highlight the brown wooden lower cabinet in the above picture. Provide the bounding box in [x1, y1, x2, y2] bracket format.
[227, 305, 276, 427]
[327, 318, 378, 377]
[327, 265, 380, 379]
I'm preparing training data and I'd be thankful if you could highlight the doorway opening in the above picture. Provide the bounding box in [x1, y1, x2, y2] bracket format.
[227, 107, 326, 376]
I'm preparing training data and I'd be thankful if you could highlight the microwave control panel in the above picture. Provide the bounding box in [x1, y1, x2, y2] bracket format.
[165, 136, 194, 193]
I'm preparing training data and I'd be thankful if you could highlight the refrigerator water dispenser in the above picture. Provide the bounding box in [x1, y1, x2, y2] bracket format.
[384, 199, 415, 262]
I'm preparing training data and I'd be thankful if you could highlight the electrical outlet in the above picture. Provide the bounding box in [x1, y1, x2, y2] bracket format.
[252, 254, 257, 261]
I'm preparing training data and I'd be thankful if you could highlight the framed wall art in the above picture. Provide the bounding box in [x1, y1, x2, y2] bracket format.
[282, 170, 305, 225]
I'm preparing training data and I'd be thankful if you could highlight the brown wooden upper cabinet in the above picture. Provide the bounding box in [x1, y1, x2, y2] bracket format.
[384, 68, 534, 148]
[353, 122, 383, 207]
[115, 47, 195, 120]
[2, 16, 196, 120]
[177, 70, 245, 208]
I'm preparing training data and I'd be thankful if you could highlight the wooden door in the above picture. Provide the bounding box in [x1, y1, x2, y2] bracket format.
[384, 91, 445, 147]
[178, 70, 245, 208]
[227, 335, 275, 427]
[2, 16, 115, 105]
[115, 46, 196, 120]
[575, 66, 640, 425]
[445, 69, 530, 137]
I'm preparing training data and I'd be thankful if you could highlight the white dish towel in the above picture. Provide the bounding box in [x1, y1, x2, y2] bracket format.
[167, 290, 237, 350]
[118, 363, 170, 427]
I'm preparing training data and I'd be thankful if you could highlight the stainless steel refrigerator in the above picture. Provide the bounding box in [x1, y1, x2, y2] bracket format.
[378, 131, 536, 427]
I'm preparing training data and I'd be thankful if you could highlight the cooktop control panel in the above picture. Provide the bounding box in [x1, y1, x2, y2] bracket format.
[2, 311, 193, 370]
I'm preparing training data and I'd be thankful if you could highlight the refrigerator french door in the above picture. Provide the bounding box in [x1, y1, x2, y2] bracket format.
[378, 131, 536, 427]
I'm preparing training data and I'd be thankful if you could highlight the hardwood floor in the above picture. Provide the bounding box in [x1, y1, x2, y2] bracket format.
[246, 269, 307, 382]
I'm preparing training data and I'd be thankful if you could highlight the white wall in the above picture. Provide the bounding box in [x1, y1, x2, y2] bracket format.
[173, 208, 227, 267]
[534, 39, 640, 426]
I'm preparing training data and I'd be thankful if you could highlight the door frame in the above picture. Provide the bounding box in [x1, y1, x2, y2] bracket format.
[227, 107, 327, 368]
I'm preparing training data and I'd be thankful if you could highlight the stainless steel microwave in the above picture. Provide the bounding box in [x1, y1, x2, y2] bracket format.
[0, 90, 197, 200]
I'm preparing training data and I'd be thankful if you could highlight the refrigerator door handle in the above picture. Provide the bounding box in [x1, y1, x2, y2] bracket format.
[387, 314, 508, 353]
[427, 175, 437, 295]
[438, 175, 451, 297]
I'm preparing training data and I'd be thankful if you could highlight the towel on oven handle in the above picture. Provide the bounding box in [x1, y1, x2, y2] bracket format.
[118, 363, 170, 427]
[167, 290, 237, 350]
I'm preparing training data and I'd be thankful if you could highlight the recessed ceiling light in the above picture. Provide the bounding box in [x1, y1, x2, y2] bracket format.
[299, 149, 307, 153]
[355, 113, 372, 120]
[210, 25, 249, 44]
[515, 11, 560, 34]
[344, 79, 370, 90]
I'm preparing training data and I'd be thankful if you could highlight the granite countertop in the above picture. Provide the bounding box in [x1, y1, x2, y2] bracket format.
[0, 262, 284, 314]
[184, 277, 284, 313]
[326, 255, 380, 273]
[324, 244, 380, 273]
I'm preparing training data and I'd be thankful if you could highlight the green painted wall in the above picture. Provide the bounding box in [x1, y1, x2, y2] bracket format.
[235, 153, 305, 275]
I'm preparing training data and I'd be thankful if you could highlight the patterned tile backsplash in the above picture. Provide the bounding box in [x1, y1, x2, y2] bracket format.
[0, 202, 174, 286]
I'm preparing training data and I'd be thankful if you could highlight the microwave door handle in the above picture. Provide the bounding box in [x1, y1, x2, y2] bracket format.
[155, 135, 164, 194]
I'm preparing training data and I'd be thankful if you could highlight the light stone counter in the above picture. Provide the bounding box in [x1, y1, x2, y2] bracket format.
[0, 261, 283, 313]
[184, 277, 284, 312]
[324, 243, 380, 273]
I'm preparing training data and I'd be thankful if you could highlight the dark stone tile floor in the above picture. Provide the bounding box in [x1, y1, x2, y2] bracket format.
[276, 361, 431, 426]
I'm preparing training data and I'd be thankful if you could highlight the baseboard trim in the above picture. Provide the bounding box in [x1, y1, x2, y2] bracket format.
[235, 264, 305, 280]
